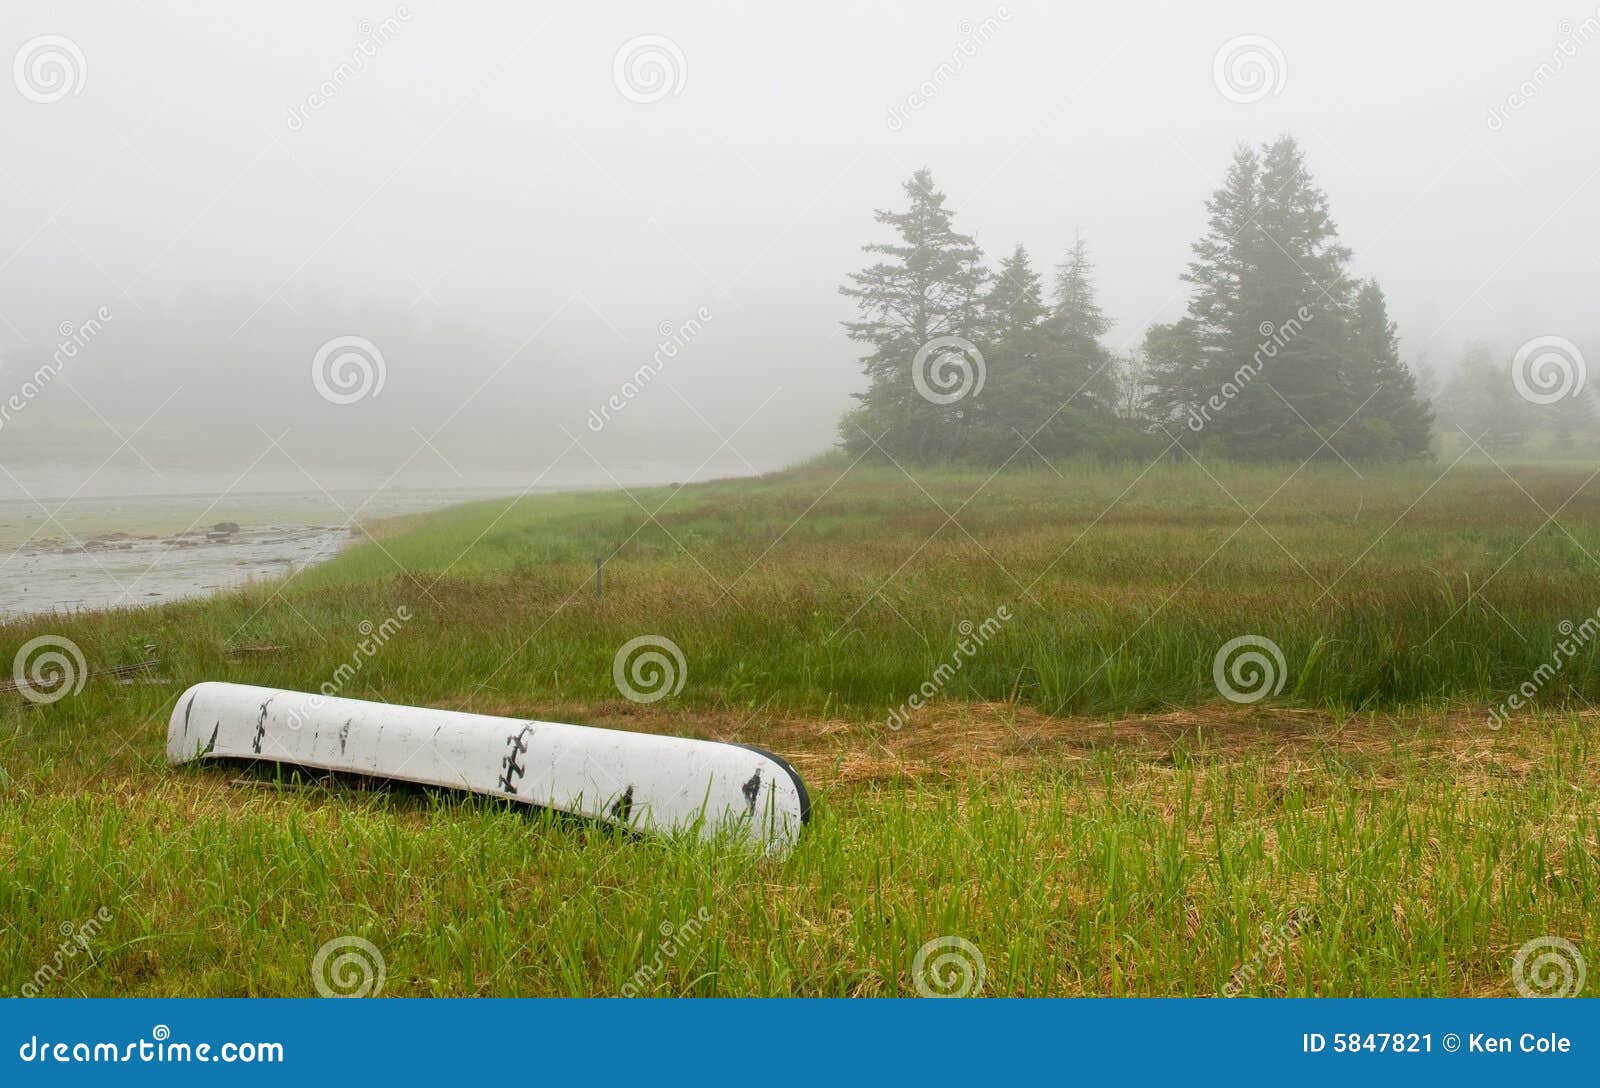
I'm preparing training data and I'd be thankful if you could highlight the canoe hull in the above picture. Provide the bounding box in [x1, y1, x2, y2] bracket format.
[166, 682, 809, 853]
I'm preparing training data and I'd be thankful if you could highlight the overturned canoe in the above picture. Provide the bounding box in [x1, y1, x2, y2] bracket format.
[166, 682, 810, 853]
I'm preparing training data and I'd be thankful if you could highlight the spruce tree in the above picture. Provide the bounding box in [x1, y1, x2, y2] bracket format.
[1046, 234, 1116, 414]
[1152, 144, 1272, 451]
[1543, 389, 1596, 454]
[1346, 279, 1433, 458]
[1052, 235, 1111, 342]
[1148, 136, 1427, 461]
[970, 244, 1050, 460]
[1238, 135, 1354, 458]
[839, 169, 987, 459]
[1441, 343, 1532, 453]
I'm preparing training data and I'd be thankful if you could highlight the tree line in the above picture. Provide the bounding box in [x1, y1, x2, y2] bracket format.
[838, 135, 1585, 464]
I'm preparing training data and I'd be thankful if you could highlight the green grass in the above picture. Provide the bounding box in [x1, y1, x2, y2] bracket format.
[2, 456, 1598, 995]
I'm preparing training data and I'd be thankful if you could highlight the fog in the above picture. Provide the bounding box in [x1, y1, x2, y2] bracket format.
[2, 0, 1595, 500]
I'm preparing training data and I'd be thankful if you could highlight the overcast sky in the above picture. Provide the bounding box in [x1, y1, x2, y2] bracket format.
[1, 0, 1595, 497]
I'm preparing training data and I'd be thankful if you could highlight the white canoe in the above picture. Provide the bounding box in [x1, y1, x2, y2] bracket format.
[166, 682, 810, 853]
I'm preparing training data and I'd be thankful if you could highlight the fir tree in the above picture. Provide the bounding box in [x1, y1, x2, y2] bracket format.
[1234, 135, 1354, 458]
[1441, 343, 1532, 453]
[1148, 135, 1431, 460]
[838, 169, 987, 459]
[969, 244, 1053, 460]
[1345, 279, 1433, 458]
[1543, 389, 1596, 454]
[1045, 234, 1116, 415]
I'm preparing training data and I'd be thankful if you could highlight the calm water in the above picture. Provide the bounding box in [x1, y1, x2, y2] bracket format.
[0, 462, 746, 620]
[0, 487, 496, 619]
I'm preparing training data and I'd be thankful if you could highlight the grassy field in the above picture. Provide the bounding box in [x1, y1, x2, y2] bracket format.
[3, 456, 1598, 996]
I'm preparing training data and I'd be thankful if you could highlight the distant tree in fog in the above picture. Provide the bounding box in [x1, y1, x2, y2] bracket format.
[839, 145, 1439, 465]
[1146, 136, 1432, 461]
[1439, 343, 1532, 453]
[838, 172, 1142, 463]
[838, 168, 988, 460]
[1346, 279, 1434, 459]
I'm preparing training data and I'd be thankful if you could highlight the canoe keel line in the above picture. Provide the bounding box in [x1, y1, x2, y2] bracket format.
[166, 682, 810, 854]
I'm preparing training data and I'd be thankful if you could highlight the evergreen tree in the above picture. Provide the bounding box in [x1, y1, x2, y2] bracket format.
[1539, 387, 1595, 454]
[1045, 234, 1117, 414]
[968, 244, 1051, 460]
[1151, 143, 1277, 451]
[838, 169, 987, 459]
[1147, 135, 1431, 460]
[1142, 319, 1205, 429]
[1345, 279, 1433, 458]
[1051, 235, 1111, 342]
[1441, 343, 1532, 453]
[1234, 135, 1354, 458]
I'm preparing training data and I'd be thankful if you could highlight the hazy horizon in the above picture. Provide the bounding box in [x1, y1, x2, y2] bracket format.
[2, 1, 1596, 500]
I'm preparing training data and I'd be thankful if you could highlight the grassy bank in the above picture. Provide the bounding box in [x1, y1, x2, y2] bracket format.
[2, 457, 1598, 995]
